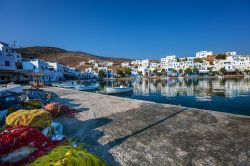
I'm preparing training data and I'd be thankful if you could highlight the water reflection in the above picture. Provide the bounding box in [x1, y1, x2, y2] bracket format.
[100, 77, 250, 115]
[103, 78, 250, 99]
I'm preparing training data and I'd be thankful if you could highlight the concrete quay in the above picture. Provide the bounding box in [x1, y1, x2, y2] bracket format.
[44, 87, 250, 166]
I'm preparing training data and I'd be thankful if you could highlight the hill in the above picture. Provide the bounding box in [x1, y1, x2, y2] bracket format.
[17, 47, 133, 67]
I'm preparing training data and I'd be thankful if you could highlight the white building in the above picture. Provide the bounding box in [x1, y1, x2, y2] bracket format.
[121, 62, 130, 67]
[81, 67, 98, 79]
[0, 42, 22, 82]
[48, 62, 65, 81]
[0, 42, 22, 71]
[131, 59, 149, 67]
[225, 51, 237, 56]
[149, 63, 160, 72]
[88, 59, 96, 65]
[196, 51, 213, 58]
[98, 67, 114, 78]
[161, 55, 176, 67]
[68, 67, 81, 79]
[137, 66, 149, 76]
[22, 59, 49, 83]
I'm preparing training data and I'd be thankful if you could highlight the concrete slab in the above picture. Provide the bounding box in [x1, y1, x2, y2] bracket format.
[45, 87, 250, 166]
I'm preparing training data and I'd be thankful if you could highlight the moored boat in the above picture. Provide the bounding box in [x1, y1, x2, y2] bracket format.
[59, 82, 76, 88]
[75, 85, 99, 91]
[106, 86, 133, 94]
[0, 83, 23, 94]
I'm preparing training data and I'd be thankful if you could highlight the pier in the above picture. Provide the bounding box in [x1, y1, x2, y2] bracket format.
[45, 87, 250, 165]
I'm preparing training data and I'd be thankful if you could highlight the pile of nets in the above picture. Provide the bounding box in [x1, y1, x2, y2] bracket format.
[44, 102, 73, 118]
[0, 126, 59, 165]
[22, 99, 43, 110]
[6, 109, 51, 129]
[7, 100, 43, 116]
[29, 143, 106, 166]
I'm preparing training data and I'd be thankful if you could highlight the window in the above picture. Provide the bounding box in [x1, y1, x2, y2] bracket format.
[5, 61, 10, 66]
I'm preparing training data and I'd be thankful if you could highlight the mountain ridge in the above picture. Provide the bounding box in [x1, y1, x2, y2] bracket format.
[17, 46, 133, 67]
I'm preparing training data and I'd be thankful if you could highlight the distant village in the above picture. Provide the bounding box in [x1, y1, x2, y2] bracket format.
[1, 41, 250, 83]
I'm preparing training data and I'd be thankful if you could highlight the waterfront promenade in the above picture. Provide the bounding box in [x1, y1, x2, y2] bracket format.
[44, 87, 250, 165]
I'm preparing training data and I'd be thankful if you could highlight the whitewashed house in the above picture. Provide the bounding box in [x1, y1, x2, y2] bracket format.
[121, 62, 130, 67]
[68, 67, 81, 79]
[98, 67, 114, 78]
[22, 59, 52, 83]
[88, 59, 96, 65]
[131, 59, 149, 67]
[225, 51, 237, 56]
[161, 55, 177, 67]
[82, 67, 98, 79]
[214, 60, 235, 72]
[48, 62, 65, 81]
[149, 63, 160, 72]
[0, 42, 22, 82]
[194, 62, 209, 73]
[196, 51, 213, 58]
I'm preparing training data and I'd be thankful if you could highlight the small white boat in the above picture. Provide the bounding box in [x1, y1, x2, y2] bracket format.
[59, 82, 76, 88]
[52, 83, 59, 87]
[106, 86, 133, 94]
[0, 83, 23, 94]
[75, 85, 99, 91]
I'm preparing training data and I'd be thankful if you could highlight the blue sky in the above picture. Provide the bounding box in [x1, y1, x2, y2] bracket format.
[0, 0, 250, 59]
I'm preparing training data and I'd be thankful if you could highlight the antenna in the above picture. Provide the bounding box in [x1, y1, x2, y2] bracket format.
[13, 40, 17, 48]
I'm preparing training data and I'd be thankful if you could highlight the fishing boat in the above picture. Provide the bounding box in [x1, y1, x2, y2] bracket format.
[75, 85, 99, 91]
[0, 83, 23, 94]
[59, 82, 76, 88]
[106, 86, 133, 94]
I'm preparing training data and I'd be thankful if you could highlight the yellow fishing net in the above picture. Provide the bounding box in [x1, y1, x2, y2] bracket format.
[6, 109, 51, 129]
[29, 144, 106, 166]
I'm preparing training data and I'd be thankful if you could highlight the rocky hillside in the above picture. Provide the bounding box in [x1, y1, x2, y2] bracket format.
[17, 47, 133, 67]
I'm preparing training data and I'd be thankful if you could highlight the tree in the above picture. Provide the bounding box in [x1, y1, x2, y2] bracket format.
[153, 69, 158, 76]
[124, 68, 131, 76]
[178, 69, 183, 74]
[216, 54, 226, 60]
[138, 71, 143, 76]
[220, 67, 226, 75]
[194, 58, 203, 63]
[172, 69, 177, 73]
[98, 70, 106, 79]
[244, 69, 250, 74]
[184, 68, 192, 75]
[235, 69, 240, 74]
[193, 67, 199, 74]
[177, 58, 180, 62]
[161, 68, 165, 74]
[209, 68, 213, 75]
[184, 57, 188, 61]
[209, 61, 214, 65]
[117, 69, 125, 77]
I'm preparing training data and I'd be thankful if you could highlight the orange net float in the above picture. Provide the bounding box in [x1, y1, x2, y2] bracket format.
[44, 102, 76, 118]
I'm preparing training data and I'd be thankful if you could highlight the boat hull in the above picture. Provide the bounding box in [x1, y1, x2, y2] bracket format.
[106, 87, 133, 94]
[75, 85, 99, 91]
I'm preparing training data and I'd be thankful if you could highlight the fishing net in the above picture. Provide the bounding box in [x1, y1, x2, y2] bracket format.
[22, 99, 43, 110]
[44, 103, 72, 118]
[6, 109, 51, 129]
[0, 126, 59, 165]
[29, 143, 106, 166]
